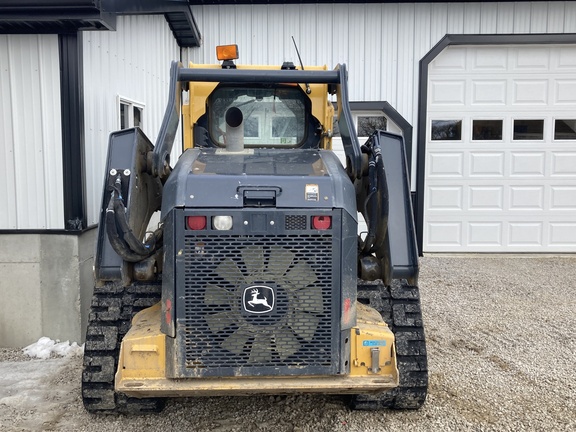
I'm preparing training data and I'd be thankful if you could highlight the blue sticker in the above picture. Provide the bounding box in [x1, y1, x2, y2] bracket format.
[362, 340, 387, 347]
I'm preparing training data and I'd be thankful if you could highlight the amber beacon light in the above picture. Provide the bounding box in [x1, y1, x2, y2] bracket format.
[216, 44, 239, 61]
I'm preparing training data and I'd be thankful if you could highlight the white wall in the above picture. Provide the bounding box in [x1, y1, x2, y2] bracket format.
[0, 35, 64, 229]
[82, 15, 181, 226]
[184, 2, 576, 180]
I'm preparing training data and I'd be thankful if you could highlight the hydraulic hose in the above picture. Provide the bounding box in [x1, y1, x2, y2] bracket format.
[360, 134, 389, 255]
[105, 176, 163, 263]
[361, 139, 379, 254]
[105, 196, 150, 262]
[372, 150, 389, 253]
[112, 197, 160, 256]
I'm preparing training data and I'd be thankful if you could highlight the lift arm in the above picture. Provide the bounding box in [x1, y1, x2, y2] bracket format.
[358, 130, 419, 285]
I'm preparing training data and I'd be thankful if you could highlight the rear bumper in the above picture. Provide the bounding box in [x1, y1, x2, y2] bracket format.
[115, 303, 398, 398]
[117, 375, 398, 398]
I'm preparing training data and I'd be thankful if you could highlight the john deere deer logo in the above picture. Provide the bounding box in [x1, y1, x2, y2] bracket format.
[243, 285, 274, 314]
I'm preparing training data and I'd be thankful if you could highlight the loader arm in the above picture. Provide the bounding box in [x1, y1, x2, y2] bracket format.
[357, 130, 419, 285]
[94, 128, 163, 284]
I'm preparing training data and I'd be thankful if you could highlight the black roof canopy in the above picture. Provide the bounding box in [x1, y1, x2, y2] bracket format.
[0, 0, 114, 32]
[0, 0, 200, 47]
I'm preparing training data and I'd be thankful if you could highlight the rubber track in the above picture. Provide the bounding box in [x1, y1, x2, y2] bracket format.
[350, 279, 428, 410]
[82, 282, 165, 414]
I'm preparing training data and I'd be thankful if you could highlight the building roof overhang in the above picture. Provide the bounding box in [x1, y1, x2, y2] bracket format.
[0, 0, 201, 47]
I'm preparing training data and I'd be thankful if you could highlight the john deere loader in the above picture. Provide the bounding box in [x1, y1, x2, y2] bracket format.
[82, 45, 427, 413]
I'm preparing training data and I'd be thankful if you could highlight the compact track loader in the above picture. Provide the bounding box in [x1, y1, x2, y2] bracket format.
[82, 45, 427, 414]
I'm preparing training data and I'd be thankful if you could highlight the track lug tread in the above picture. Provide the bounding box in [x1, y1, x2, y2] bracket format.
[352, 279, 428, 410]
[82, 282, 164, 414]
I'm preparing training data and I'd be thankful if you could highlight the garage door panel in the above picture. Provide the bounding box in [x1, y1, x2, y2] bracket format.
[509, 152, 545, 176]
[549, 223, 576, 245]
[468, 222, 502, 246]
[472, 47, 508, 70]
[428, 152, 464, 177]
[550, 186, 576, 209]
[513, 47, 550, 70]
[469, 186, 504, 210]
[551, 153, 576, 176]
[557, 47, 576, 68]
[428, 186, 463, 210]
[472, 80, 507, 104]
[554, 80, 576, 104]
[432, 46, 467, 70]
[426, 220, 576, 251]
[430, 80, 466, 105]
[509, 186, 544, 210]
[425, 44, 576, 252]
[426, 222, 463, 247]
[509, 222, 543, 246]
[469, 152, 505, 176]
[512, 80, 548, 105]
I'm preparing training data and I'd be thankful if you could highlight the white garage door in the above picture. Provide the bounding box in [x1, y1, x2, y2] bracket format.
[425, 45, 576, 252]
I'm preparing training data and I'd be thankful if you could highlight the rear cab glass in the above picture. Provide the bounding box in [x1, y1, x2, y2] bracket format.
[209, 86, 309, 148]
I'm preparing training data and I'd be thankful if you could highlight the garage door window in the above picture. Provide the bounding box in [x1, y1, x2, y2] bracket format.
[513, 119, 544, 140]
[554, 119, 576, 140]
[431, 120, 462, 141]
[472, 120, 502, 140]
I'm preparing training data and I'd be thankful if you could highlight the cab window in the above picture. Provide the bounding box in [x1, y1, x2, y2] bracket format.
[209, 86, 308, 148]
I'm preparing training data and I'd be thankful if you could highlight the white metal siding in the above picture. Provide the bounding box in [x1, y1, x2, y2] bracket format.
[0, 35, 64, 229]
[425, 45, 576, 252]
[184, 2, 576, 185]
[82, 15, 181, 226]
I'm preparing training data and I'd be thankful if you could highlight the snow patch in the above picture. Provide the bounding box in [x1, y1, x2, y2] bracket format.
[22, 337, 84, 359]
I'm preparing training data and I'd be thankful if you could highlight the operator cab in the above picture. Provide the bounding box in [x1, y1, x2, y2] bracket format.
[189, 44, 326, 151]
[194, 85, 322, 149]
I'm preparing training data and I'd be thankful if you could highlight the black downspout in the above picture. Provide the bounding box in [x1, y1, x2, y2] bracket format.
[59, 32, 86, 230]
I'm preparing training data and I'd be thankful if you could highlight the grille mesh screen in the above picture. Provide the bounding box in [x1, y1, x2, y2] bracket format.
[180, 234, 334, 376]
[285, 215, 307, 230]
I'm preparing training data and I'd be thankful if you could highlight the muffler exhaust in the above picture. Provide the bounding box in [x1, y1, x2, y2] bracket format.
[225, 106, 244, 152]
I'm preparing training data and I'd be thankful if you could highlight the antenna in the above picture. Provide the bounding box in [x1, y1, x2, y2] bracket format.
[292, 36, 311, 94]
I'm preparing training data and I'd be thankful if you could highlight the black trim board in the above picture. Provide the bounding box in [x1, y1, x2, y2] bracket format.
[59, 32, 87, 231]
[415, 33, 576, 255]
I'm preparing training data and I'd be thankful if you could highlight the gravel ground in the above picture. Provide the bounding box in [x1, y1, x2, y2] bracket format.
[1, 255, 575, 431]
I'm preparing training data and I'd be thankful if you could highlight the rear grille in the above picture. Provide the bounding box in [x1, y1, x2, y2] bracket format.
[179, 234, 335, 377]
[285, 215, 307, 230]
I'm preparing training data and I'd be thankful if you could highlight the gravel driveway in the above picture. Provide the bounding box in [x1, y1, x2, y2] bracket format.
[1, 255, 575, 431]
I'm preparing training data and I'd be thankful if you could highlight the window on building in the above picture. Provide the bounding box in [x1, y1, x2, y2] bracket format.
[431, 120, 462, 141]
[554, 119, 576, 140]
[513, 119, 544, 140]
[119, 97, 144, 130]
[472, 119, 503, 141]
[357, 115, 387, 137]
[332, 112, 388, 138]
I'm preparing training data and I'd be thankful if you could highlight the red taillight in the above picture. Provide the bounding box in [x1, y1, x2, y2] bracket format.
[312, 215, 331, 230]
[186, 215, 207, 230]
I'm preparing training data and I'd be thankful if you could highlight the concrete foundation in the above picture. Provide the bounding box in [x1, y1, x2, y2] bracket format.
[0, 229, 96, 348]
